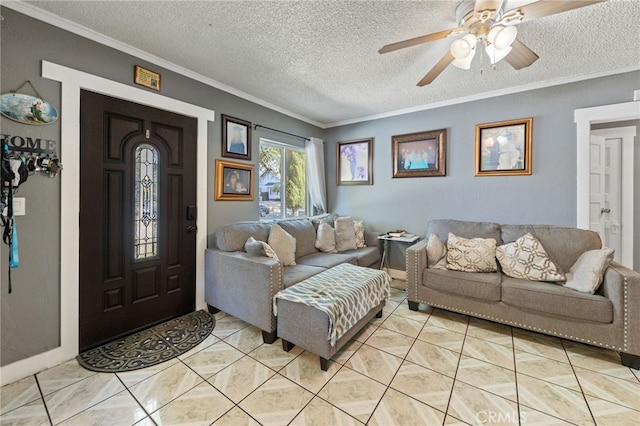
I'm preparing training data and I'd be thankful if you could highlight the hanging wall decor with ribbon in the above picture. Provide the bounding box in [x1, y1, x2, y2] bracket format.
[0, 80, 59, 125]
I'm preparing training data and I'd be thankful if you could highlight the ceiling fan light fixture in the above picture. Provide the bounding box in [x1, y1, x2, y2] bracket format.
[485, 43, 512, 64]
[450, 34, 477, 69]
[452, 52, 476, 69]
[487, 25, 517, 49]
[450, 34, 477, 59]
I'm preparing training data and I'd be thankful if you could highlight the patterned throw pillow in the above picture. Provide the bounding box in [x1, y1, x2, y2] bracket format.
[426, 233, 447, 269]
[562, 248, 614, 293]
[354, 220, 367, 248]
[334, 216, 357, 252]
[446, 233, 497, 272]
[496, 233, 565, 281]
[268, 223, 296, 266]
[315, 221, 337, 253]
[244, 237, 279, 260]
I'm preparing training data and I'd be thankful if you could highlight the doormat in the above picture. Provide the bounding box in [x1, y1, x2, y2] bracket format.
[77, 309, 215, 373]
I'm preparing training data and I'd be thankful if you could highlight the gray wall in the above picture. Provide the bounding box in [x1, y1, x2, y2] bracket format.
[0, 7, 321, 366]
[325, 72, 640, 269]
[2, 5, 638, 366]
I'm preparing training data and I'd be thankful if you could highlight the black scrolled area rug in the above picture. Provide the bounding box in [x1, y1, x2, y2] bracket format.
[77, 309, 215, 373]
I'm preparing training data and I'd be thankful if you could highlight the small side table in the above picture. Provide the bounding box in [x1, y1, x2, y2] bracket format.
[378, 233, 420, 271]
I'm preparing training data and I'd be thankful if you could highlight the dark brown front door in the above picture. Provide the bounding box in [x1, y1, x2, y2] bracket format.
[79, 90, 197, 351]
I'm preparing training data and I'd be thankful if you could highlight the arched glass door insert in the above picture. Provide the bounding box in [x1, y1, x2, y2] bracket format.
[134, 143, 159, 259]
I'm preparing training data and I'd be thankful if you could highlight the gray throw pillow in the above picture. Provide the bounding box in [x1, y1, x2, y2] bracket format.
[334, 216, 357, 252]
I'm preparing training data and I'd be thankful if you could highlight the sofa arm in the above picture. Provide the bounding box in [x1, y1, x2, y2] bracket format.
[601, 261, 640, 357]
[406, 239, 428, 302]
[205, 248, 284, 333]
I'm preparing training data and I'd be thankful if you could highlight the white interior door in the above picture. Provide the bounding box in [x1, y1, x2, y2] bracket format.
[604, 137, 622, 260]
[589, 135, 606, 237]
[589, 127, 635, 267]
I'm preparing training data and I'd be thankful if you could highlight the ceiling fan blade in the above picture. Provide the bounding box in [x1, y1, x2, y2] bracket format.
[503, 0, 605, 25]
[417, 51, 455, 87]
[505, 39, 539, 70]
[379, 28, 462, 54]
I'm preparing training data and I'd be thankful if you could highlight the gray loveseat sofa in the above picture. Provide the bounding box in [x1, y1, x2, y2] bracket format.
[406, 219, 640, 368]
[205, 214, 382, 343]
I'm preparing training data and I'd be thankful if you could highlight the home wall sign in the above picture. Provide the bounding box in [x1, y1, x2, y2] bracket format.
[0, 134, 58, 156]
[0, 81, 59, 125]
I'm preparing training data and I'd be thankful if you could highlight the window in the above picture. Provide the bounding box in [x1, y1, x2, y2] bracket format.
[258, 139, 307, 219]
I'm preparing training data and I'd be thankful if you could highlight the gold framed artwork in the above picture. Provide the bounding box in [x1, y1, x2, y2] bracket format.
[392, 129, 446, 178]
[214, 159, 254, 201]
[475, 117, 532, 176]
[134, 66, 161, 91]
[336, 137, 374, 185]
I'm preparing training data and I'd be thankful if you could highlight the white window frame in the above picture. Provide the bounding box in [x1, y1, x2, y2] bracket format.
[259, 138, 309, 220]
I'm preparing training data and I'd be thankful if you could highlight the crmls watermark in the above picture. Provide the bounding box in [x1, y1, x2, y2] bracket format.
[476, 410, 526, 424]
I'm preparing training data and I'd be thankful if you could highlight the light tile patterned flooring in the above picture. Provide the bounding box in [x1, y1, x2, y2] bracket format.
[2, 281, 640, 425]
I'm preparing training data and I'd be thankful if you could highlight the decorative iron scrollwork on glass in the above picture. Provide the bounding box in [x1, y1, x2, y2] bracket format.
[134, 143, 159, 259]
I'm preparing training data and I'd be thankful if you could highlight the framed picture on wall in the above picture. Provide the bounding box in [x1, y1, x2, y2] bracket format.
[221, 114, 251, 160]
[336, 137, 374, 185]
[214, 159, 254, 201]
[392, 129, 446, 178]
[475, 117, 532, 176]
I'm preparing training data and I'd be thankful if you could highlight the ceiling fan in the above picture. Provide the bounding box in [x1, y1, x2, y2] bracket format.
[379, 0, 606, 86]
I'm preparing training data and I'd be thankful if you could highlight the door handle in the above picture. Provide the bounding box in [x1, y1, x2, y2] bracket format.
[186, 225, 197, 233]
[600, 208, 611, 214]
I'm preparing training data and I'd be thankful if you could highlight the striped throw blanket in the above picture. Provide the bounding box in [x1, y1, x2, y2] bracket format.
[273, 263, 391, 347]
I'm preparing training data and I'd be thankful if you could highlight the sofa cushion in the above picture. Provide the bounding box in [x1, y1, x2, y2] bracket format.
[335, 216, 357, 252]
[354, 220, 367, 248]
[309, 213, 338, 230]
[341, 246, 381, 268]
[283, 264, 327, 288]
[315, 222, 337, 253]
[426, 233, 447, 269]
[501, 225, 601, 273]
[446, 233, 498, 273]
[297, 252, 357, 269]
[423, 268, 502, 302]
[244, 237, 278, 259]
[496, 233, 565, 282]
[501, 276, 613, 323]
[278, 219, 318, 259]
[426, 219, 502, 245]
[268, 223, 296, 266]
[563, 248, 615, 294]
[216, 222, 272, 252]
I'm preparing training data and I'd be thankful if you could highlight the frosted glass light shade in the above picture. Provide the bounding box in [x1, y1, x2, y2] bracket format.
[452, 49, 476, 69]
[485, 44, 512, 64]
[487, 25, 517, 49]
[450, 34, 477, 68]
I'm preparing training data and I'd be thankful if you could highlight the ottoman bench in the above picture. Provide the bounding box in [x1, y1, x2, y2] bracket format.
[273, 263, 391, 370]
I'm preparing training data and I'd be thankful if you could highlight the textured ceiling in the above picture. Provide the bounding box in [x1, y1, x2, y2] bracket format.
[12, 0, 640, 126]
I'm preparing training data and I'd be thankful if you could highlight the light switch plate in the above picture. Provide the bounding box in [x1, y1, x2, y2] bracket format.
[13, 197, 25, 216]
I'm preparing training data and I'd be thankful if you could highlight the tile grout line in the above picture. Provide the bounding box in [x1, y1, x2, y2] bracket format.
[442, 313, 470, 425]
[33, 373, 54, 426]
[561, 340, 600, 426]
[116, 373, 157, 426]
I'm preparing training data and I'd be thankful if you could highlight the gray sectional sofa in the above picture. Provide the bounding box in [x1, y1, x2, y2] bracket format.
[406, 219, 640, 368]
[205, 214, 382, 343]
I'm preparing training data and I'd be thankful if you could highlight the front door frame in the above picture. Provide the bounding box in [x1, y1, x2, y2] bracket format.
[0, 61, 214, 385]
